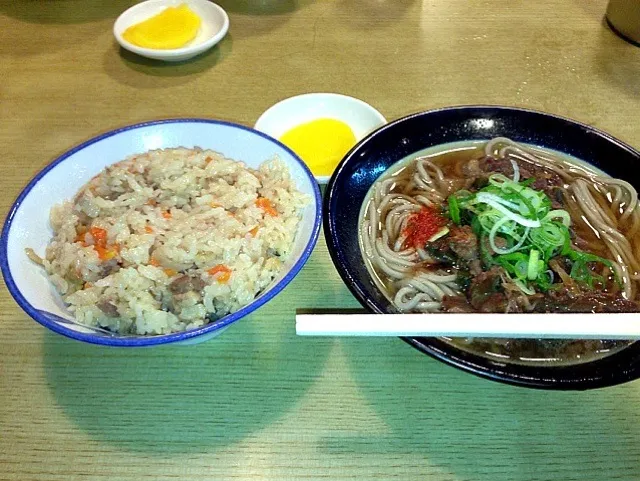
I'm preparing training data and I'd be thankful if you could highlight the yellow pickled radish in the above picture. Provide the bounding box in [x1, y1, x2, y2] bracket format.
[279, 118, 357, 177]
[122, 4, 201, 50]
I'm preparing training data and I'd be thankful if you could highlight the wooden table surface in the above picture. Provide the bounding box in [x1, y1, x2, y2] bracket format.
[2, 1, 640, 480]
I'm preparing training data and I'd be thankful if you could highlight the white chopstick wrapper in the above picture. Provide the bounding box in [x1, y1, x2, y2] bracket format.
[295, 313, 640, 339]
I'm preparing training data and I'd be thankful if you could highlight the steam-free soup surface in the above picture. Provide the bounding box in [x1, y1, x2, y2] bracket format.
[359, 138, 639, 365]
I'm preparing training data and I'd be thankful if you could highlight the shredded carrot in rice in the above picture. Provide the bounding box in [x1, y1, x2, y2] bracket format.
[208, 264, 231, 275]
[256, 197, 278, 217]
[75, 227, 119, 261]
[26, 147, 307, 336]
[217, 271, 231, 283]
[207, 264, 232, 283]
[95, 245, 117, 261]
[90, 227, 108, 248]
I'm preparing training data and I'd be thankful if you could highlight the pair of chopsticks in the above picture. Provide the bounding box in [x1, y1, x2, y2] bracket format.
[295, 313, 640, 339]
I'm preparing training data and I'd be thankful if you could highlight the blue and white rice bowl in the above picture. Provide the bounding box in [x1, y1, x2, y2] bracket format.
[1, 119, 321, 346]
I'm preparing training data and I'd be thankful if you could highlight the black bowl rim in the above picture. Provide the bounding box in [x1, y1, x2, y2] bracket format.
[324, 104, 640, 390]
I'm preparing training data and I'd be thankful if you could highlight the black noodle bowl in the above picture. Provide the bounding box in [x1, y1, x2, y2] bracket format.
[325, 106, 640, 389]
[357, 139, 639, 367]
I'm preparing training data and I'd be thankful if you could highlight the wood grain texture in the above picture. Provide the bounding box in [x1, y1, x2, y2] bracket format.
[2, 0, 640, 480]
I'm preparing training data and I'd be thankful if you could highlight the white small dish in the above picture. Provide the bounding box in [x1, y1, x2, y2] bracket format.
[254, 93, 387, 183]
[114, 0, 229, 62]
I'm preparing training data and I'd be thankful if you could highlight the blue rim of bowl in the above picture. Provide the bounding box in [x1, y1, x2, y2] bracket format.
[324, 104, 640, 389]
[1, 118, 322, 347]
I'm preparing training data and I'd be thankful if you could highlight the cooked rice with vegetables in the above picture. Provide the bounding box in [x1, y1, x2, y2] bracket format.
[30, 147, 308, 334]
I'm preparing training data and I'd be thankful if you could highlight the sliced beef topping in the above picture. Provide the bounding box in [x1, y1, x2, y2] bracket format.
[480, 235, 508, 256]
[536, 290, 639, 313]
[169, 275, 206, 295]
[461, 158, 482, 179]
[448, 225, 480, 261]
[479, 156, 565, 205]
[549, 186, 566, 209]
[429, 225, 479, 264]
[468, 266, 507, 311]
[475, 293, 509, 313]
[441, 295, 476, 313]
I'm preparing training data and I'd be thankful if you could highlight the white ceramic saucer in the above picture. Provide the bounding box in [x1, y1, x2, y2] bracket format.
[114, 0, 229, 62]
[255, 93, 387, 183]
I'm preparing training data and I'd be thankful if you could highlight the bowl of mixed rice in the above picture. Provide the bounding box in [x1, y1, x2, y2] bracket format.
[1, 119, 321, 346]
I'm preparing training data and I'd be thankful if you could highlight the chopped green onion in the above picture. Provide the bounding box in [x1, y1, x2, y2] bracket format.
[477, 231, 494, 268]
[570, 260, 599, 288]
[489, 216, 530, 255]
[475, 192, 521, 211]
[565, 248, 617, 287]
[513, 279, 536, 295]
[474, 193, 542, 228]
[488, 174, 511, 187]
[535, 269, 554, 292]
[544, 210, 571, 227]
[455, 172, 617, 295]
[518, 178, 536, 188]
[511, 189, 538, 218]
[509, 159, 520, 182]
[527, 249, 540, 280]
[566, 249, 614, 268]
[529, 222, 567, 260]
[448, 195, 460, 225]
[514, 260, 528, 279]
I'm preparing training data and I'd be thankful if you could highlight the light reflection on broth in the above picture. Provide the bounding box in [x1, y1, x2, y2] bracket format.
[358, 139, 637, 366]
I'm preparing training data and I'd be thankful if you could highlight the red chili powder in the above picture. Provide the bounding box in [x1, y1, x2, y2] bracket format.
[403, 207, 447, 249]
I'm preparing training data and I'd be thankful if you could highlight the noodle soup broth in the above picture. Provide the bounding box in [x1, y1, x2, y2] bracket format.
[358, 139, 637, 366]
